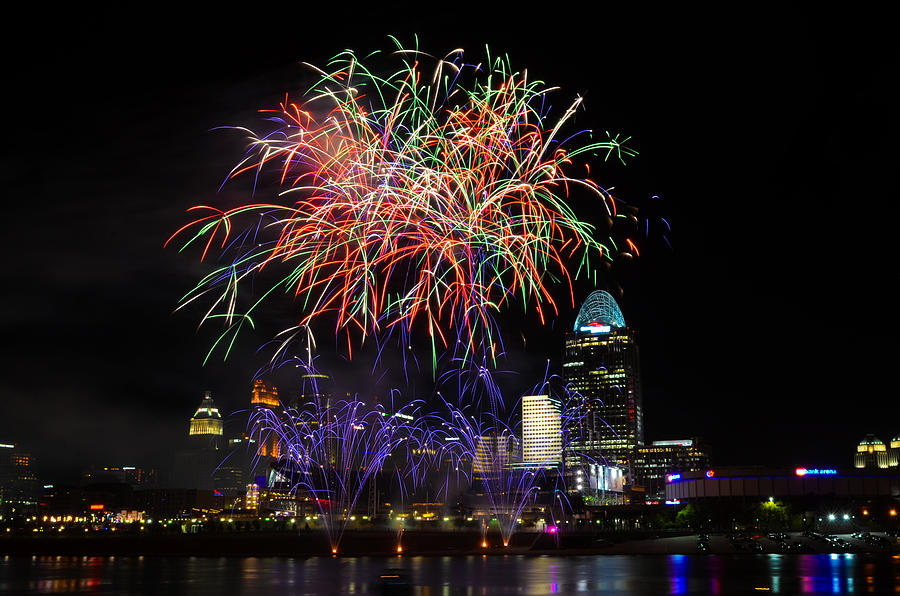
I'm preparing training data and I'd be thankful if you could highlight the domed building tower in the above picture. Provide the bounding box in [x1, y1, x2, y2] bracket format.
[188, 391, 223, 449]
[172, 391, 225, 489]
[189, 391, 223, 436]
[854, 434, 889, 469]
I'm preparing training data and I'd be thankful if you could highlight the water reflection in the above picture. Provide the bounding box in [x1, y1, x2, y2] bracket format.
[668, 554, 688, 594]
[0, 553, 896, 594]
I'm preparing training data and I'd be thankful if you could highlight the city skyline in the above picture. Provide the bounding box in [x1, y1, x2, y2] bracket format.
[1, 5, 894, 483]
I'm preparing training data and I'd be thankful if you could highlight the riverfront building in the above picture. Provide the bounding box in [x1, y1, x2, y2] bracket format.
[563, 290, 644, 476]
[521, 394, 562, 467]
[633, 439, 711, 500]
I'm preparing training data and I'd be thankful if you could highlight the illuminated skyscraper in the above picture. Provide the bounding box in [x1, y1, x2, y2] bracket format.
[521, 395, 562, 467]
[563, 290, 644, 474]
[173, 391, 224, 489]
[250, 379, 281, 459]
[290, 373, 334, 418]
[251, 379, 280, 409]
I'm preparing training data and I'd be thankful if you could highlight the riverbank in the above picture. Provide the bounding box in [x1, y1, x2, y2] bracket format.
[2, 530, 897, 557]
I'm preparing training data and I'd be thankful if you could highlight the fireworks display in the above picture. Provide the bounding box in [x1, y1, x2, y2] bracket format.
[250, 373, 430, 553]
[168, 39, 636, 363]
[170, 40, 641, 553]
[247, 362, 592, 551]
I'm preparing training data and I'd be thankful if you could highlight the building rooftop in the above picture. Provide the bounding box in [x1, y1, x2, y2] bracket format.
[573, 290, 626, 331]
[191, 391, 222, 420]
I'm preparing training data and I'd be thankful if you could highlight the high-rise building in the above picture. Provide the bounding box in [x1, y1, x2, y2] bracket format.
[563, 290, 644, 476]
[0, 442, 39, 517]
[172, 391, 225, 490]
[292, 374, 332, 409]
[521, 395, 562, 467]
[251, 379, 280, 409]
[250, 379, 281, 459]
[215, 435, 255, 500]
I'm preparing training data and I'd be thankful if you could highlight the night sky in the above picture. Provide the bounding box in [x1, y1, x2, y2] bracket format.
[2, 5, 895, 482]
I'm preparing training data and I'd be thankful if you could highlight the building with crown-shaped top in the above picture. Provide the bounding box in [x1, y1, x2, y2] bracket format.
[563, 290, 644, 478]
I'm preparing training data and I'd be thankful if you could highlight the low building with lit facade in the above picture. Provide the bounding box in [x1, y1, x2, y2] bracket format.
[854, 433, 900, 469]
[568, 463, 625, 505]
[244, 482, 260, 511]
[665, 467, 900, 504]
[521, 394, 562, 467]
[563, 290, 644, 478]
[633, 439, 711, 500]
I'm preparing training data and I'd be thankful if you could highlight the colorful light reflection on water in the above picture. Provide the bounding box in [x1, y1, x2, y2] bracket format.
[0, 553, 897, 594]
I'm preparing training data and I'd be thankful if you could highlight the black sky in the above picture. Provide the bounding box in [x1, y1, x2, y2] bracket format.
[2, 4, 896, 481]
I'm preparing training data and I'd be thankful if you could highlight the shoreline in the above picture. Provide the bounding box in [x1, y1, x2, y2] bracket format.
[2, 530, 897, 557]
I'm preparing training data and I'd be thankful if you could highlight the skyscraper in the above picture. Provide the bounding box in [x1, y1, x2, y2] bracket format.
[563, 290, 644, 476]
[521, 394, 562, 467]
[251, 379, 280, 409]
[172, 391, 224, 490]
[0, 442, 39, 517]
[249, 379, 281, 477]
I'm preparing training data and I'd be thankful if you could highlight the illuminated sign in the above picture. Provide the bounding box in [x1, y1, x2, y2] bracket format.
[580, 325, 611, 334]
[90, 504, 104, 510]
[665, 499, 681, 505]
[0, 444, 15, 449]
[666, 473, 681, 483]
[43, 484, 54, 489]
[652, 439, 693, 447]
[795, 468, 837, 476]
[706, 470, 715, 478]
